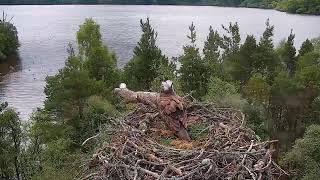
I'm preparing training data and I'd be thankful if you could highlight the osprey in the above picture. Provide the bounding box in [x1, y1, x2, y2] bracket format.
[158, 80, 191, 141]
[161, 80, 175, 95]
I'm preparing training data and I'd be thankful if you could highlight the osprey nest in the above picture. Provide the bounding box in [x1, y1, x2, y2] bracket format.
[81, 87, 287, 180]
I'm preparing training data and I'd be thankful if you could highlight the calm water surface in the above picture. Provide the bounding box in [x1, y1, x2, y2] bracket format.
[0, 5, 319, 120]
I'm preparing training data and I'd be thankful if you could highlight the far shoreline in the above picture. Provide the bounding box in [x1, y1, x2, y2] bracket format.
[0, 3, 318, 16]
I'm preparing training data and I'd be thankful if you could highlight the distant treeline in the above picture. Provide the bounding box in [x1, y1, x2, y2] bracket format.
[1, 0, 319, 15]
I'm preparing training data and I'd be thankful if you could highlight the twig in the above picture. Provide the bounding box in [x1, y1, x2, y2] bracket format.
[243, 165, 256, 180]
[241, 140, 254, 164]
[81, 133, 100, 146]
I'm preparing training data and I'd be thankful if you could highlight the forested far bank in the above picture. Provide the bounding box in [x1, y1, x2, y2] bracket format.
[1, 0, 320, 15]
[1, 17, 320, 179]
[0, 13, 20, 65]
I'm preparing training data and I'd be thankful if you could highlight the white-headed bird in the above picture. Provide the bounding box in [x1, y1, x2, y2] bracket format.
[158, 80, 191, 141]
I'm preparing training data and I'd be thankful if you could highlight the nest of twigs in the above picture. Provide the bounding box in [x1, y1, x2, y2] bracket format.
[82, 103, 287, 180]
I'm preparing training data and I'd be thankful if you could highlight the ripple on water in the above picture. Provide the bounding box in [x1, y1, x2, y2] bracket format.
[0, 69, 46, 121]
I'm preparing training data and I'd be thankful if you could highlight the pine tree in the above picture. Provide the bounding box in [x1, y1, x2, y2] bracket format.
[259, 19, 274, 50]
[229, 35, 258, 85]
[299, 39, 314, 57]
[179, 22, 209, 99]
[220, 22, 241, 58]
[123, 18, 169, 90]
[282, 30, 297, 76]
[203, 26, 222, 77]
[220, 22, 241, 82]
[255, 19, 279, 83]
[77, 18, 119, 87]
[77, 18, 102, 57]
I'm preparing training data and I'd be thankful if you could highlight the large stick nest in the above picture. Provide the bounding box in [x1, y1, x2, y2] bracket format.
[82, 103, 287, 180]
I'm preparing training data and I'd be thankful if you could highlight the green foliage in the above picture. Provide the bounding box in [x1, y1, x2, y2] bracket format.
[31, 163, 79, 180]
[221, 22, 243, 82]
[0, 102, 22, 179]
[44, 53, 105, 120]
[221, 22, 241, 58]
[296, 65, 320, 89]
[77, 18, 102, 57]
[203, 26, 221, 63]
[240, 0, 276, 8]
[189, 122, 210, 139]
[30, 136, 81, 180]
[296, 48, 320, 89]
[281, 125, 320, 180]
[25, 19, 120, 179]
[77, 18, 119, 86]
[226, 19, 279, 85]
[28, 110, 74, 161]
[271, 71, 298, 101]
[242, 74, 271, 140]
[86, 95, 119, 116]
[260, 19, 274, 50]
[0, 13, 19, 62]
[160, 137, 174, 146]
[280, 30, 297, 76]
[227, 35, 258, 84]
[276, 0, 320, 15]
[255, 19, 279, 83]
[124, 18, 170, 91]
[311, 36, 320, 53]
[299, 39, 314, 57]
[42, 52, 116, 152]
[150, 59, 178, 92]
[244, 73, 271, 103]
[243, 103, 269, 139]
[179, 22, 210, 99]
[205, 77, 246, 108]
[203, 26, 223, 78]
[267, 62, 320, 149]
[26, 110, 81, 178]
[29, 92, 116, 178]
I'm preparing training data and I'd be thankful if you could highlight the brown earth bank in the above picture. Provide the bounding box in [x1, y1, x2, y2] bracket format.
[0, 54, 21, 77]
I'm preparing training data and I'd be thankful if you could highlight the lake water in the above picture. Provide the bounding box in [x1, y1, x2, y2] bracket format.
[0, 5, 319, 120]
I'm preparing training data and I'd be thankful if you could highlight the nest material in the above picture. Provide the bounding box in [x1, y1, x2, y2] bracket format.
[82, 103, 287, 180]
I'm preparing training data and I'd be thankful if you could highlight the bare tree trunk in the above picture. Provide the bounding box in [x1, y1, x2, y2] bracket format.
[114, 88, 159, 108]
